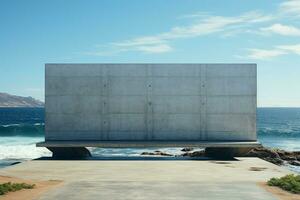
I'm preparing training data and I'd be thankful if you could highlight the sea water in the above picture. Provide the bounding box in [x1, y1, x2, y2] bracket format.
[0, 107, 299, 172]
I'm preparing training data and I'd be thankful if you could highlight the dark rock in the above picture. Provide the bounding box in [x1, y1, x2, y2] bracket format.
[264, 157, 284, 165]
[141, 151, 173, 156]
[244, 146, 300, 166]
[182, 150, 205, 157]
[289, 160, 300, 166]
[245, 147, 284, 165]
[181, 147, 194, 152]
[293, 151, 300, 160]
[246, 147, 281, 159]
[205, 147, 253, 158]
[10, 161, 21, 166]
[277, 150, 297, 161]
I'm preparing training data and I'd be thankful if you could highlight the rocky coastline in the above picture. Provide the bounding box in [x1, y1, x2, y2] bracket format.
[245, 147, 300, 166]
[141, 146, 300, 167]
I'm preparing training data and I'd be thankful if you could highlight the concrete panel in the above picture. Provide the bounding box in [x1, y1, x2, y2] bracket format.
[153, 96, 201, 114]
[152, 131, 201, 140]
[46, 131, 104, 140]
[206, 64, 256, 77]
[46, 113, 103, 132]
[152, 77, 201, 95]
[46, 77, 103, 96]
[109, 114, 146, 131]
[108, 96, 146, 114]
[46, 64, 103, 77]
[153, 114, 201, 131]
[206, 96, 256, 114]
[45, 63, 257, 142]
[109, 77, 147, 95]
[108, 131, 146, 140]
[206, 131, 255, 141]
[150, 64, 200, 77]
[206, 77, 256, 96]
[206, 114, 256, 133]
[108, 64, 147, 77]
[46, 95, 103, 114]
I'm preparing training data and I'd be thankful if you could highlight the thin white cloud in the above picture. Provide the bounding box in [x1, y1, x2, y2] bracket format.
[86, 11, 273, 55]
[112, 36, 164, 47]
[246, 43, 300, 60]
[278, 44, 300, 54]
[247, 48, 287, 60]
[81, 0, 300, 57]
[82, 49, 123, 56]
[260, 23, 300, 36]
[178, 12, 211, 19]
[279, 0, 300, 17]
[135, 44, 172, 53]
[114, 11, 273, 44]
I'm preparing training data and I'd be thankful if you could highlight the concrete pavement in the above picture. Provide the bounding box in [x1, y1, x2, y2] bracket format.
[0, 157, 291, 199]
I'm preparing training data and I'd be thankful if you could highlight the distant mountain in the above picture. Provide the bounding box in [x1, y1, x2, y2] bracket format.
[0, 92, 44, 107]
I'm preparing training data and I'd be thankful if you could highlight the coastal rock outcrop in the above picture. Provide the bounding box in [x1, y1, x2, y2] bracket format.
[181, 147, 194, 152]
[245, 147, 300, 166]
[181, 150, 205, 157]
[140, 147, 300, 167]
[141, 150, 173, 156]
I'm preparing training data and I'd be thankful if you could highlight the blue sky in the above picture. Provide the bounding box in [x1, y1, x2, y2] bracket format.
[0, 0, 300, 107]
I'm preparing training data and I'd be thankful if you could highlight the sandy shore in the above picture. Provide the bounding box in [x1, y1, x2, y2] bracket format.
[258, 182, 300, 200]
[0, 175, 62, 200]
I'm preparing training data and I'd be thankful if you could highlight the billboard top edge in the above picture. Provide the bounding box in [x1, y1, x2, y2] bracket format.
[45, 63, 257, 66]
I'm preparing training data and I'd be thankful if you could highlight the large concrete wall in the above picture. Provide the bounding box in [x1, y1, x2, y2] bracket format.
[45, 64, 256, 141]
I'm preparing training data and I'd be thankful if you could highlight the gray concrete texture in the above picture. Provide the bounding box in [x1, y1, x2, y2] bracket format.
[45, 64, 257, 141]
[0, 158, 288, 200]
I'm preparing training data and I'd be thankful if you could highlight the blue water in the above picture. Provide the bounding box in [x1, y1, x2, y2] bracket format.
[0, 108, 299, 170]
[257, 108, 300, 151]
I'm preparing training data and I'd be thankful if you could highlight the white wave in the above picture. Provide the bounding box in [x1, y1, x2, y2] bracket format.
[1, 124, 22, 127]
[90, 147, 202, 157]
[0, 136, 50, 160]
[0, 123, 44, 128]
[286, 164, 300, 174]
[0, 136, 43, 145]
[33, 123, 45, 126]
[0, 144, 50, 160]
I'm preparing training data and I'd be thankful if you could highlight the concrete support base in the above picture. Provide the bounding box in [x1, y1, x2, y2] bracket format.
[47, 147, 92, 159]
[205, 147, 252, 158]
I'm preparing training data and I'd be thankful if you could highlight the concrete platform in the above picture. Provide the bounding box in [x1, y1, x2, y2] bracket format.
[36, 140, 261, 148]
[0, 157, 291, 200]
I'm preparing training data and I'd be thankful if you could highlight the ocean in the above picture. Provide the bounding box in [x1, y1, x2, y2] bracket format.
[0, 107, 299, 172]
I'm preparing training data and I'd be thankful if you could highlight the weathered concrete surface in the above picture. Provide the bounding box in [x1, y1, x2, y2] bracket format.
[0, 158, 290, 200]
[45, 64, 257, 142]
[37, 140, 261, 148]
